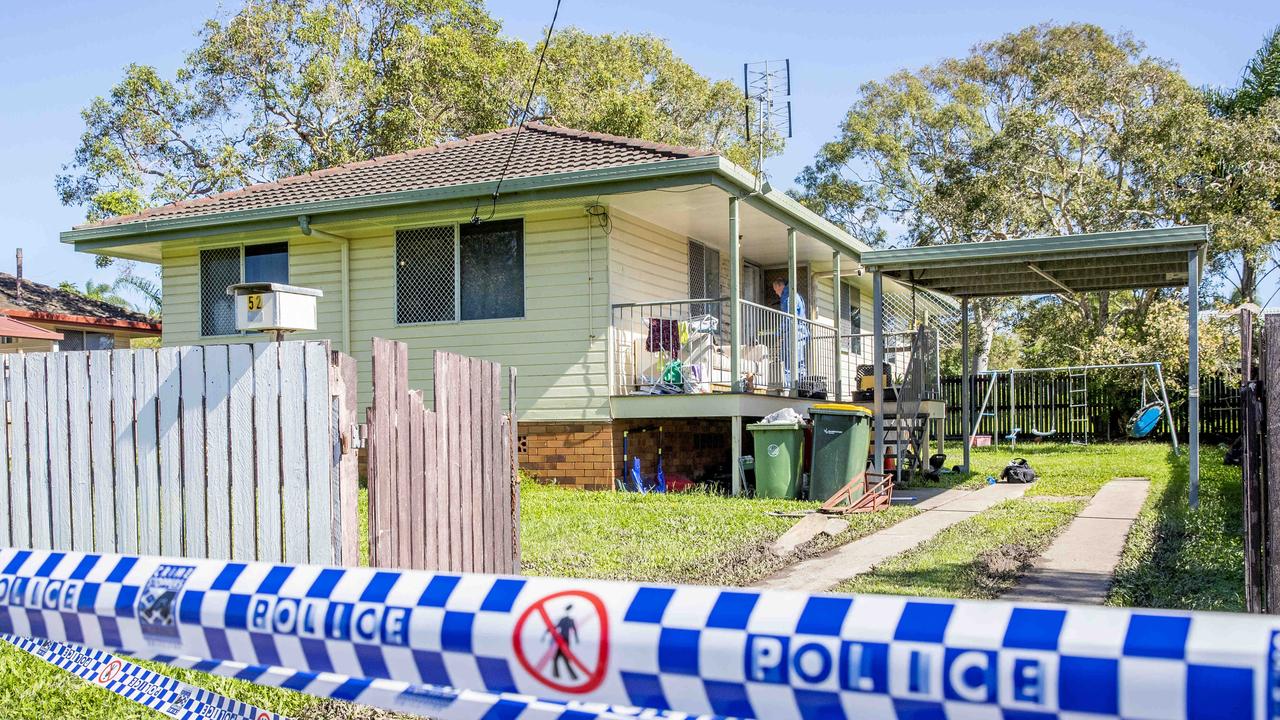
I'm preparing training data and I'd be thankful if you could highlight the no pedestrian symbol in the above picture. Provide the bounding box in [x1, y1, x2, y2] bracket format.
[513, 589, 609, 694]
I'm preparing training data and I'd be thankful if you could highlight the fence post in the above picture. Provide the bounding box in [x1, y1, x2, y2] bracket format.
[332, 351, 360, 565]
[1265, 314, 1280, 613]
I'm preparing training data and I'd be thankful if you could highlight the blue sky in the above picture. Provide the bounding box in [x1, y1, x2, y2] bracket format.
[0, 1, 1275, 301]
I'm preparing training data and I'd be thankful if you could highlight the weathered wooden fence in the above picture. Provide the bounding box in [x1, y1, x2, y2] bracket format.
[941, 372, 1241, 441]
[366, 338, 519, 573]
[0, 341, 359, 565]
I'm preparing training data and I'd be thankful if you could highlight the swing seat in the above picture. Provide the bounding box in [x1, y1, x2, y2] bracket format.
[1127, 401, 1164, 439]
[1005, 427, 1022, 441]
[1028, 428, 1056, 438]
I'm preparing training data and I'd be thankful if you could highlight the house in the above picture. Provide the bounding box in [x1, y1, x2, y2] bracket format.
[0, 272, 160, 353]
[62, 122, 942, 489]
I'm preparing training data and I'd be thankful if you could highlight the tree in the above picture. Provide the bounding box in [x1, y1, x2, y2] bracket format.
[112, 262, 162, 318]
[533, 28, 759, 170]
[795, 23, 1210, 371]
[59, 280, 133, 310]
[58, 0, 762, 250]
[1199, 25, 1280, 303]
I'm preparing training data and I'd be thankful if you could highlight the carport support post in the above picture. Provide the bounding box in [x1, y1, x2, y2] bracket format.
[961, 297, 971, 473]
[1188, 249, 1200, 509]
[787, 227, 799, 395]
[731, 415, 743, 496]
[872, 270, 886, 474]
[729, 196, 741, 391]
[833, 252, 843, 401]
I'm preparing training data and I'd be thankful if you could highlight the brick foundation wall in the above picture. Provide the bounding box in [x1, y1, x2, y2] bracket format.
[518, 422, 616, 489]
[613, 418, 732, 485]
[518, 418, 735, 489]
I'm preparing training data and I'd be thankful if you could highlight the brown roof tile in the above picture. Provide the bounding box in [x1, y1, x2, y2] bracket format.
[80, 122, 714, 230]
[0, 273, 155, 325]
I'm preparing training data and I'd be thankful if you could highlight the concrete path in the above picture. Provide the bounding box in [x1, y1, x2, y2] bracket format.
[756, 482, 1028, 593]
[1002, 478, 1150, 604]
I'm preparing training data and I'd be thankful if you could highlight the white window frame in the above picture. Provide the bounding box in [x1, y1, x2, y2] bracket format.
[394, 218, 526, 326]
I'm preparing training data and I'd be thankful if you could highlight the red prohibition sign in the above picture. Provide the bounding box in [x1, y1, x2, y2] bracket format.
[97, 659, 123, 684]
[512, 589, 609, 694]
[257, 713, 272, 720]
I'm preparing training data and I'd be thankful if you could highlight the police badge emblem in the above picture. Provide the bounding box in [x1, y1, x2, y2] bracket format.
[137, 565, 195, 643]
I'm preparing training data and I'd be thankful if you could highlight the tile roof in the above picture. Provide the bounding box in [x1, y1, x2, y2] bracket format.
[0, 273, 155, 326]
[80, 122, 714, 230]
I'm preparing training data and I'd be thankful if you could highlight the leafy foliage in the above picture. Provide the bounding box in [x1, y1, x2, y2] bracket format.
[57, 0, 762, 233]
[57, 280, 132, 311]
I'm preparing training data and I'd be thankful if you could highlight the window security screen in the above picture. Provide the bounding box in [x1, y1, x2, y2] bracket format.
[396, 220, 524, 323]
[460, 219, 524, 321]
[200, 246, 241, 336]
[396, 225, 457, 324]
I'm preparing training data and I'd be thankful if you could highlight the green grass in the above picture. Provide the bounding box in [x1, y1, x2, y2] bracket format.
[833, 441, 1235, 602]
[3, 441, 1244, 718]
[837, 498, 1085, 598]
[1108, 446, 1244, 611]
[519, 481, 918, 585]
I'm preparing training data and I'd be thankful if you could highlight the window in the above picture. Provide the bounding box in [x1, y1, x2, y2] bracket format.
[57, 330, 114, 351]
[200, 242, 289, 336]
[840, 281, 861, 350]
[396, 219, 524, 324]
[688, 240, 721, 317]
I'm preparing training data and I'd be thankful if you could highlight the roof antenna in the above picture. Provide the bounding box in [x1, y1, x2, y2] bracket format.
[472, 0, 564, 224]
[743, 59, 793, 191]
[15, 248, 22, 300]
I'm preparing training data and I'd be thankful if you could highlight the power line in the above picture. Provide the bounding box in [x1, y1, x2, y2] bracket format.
[472, 0, 563, 224]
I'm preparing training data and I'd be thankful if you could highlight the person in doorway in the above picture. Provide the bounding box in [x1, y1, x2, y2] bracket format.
[544, 603, 580, 681]
[772, 279, 809, 389]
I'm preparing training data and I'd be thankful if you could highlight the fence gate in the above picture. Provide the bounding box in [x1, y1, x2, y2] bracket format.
[0, 341, 359, 565]
[366, 338, 519, 573]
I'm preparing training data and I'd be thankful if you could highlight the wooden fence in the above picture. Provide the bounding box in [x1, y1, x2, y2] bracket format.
[940, 373, 1241, 441]
[0, 341, 359, 565]
[366, 339, 519, 573]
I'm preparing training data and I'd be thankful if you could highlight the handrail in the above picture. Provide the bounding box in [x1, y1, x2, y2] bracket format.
[610, 297, 729, 309]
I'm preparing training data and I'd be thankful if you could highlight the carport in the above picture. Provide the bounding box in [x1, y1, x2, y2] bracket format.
[860, 225, 1211, 506]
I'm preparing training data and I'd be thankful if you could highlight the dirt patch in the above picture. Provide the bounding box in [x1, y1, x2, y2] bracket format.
[974, 543, 1038, 593]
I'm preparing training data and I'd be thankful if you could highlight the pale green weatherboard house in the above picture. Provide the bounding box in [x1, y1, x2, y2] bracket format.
[64, 123, 937, 489]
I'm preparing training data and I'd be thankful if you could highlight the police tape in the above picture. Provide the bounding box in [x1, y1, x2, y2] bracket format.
[131, 651, 719, 719]
[1, 547, 1277, 720]
[3, 634, 287, 720]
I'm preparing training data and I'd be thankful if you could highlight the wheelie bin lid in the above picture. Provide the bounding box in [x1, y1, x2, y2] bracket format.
[809, 403, 872, 416]
[746, 421, 804, 430]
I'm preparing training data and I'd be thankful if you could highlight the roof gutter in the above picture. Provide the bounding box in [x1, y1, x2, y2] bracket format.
[298, 215, 351, 354]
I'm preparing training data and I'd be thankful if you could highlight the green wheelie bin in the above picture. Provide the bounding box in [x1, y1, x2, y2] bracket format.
[807, 403, 873, 501]
[747, 421, 804, 499]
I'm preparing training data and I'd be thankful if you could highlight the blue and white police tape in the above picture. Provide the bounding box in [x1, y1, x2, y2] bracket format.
[3, 633, 287, 719]
[0, 547, 1276, 720]
[130, 651, 720, 720]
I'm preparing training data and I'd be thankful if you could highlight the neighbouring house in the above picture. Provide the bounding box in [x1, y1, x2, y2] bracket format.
[0, 272, 160, 353]
[62, 122, 944, 489]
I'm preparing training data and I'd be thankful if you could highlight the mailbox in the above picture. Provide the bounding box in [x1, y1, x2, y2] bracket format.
[227, 282, 323, 333]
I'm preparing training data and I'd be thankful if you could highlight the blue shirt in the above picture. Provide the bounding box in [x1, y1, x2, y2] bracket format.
[779, 287, 809, 341]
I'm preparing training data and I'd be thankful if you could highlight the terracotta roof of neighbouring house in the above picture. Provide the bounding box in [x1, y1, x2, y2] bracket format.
[0, 273, 157, 329]
[0, 315, 64, 341]
[79, 122, 715, 230]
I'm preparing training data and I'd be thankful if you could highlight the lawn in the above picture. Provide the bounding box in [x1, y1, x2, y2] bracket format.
[833, 442, 1244, 609]
[519, 480, 918, 585]
[1, 440, 1244, 718]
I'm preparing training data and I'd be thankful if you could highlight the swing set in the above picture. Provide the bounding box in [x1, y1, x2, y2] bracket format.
[969, 361, 1178, 453]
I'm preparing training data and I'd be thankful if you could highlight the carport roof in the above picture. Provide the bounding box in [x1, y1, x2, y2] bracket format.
[860, 226, 1209, 298]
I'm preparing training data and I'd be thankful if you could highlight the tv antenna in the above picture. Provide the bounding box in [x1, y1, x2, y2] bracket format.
[743, 59, 793, 188]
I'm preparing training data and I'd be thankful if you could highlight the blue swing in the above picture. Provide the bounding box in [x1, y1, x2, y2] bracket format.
[1127, 401, 1164, 439]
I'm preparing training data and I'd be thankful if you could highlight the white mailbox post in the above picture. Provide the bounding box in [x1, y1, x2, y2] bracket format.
[227, 282, 323, 340]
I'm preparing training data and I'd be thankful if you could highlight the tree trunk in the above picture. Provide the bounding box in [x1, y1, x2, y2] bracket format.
[971, 299, 999, 373]
[1241, 253, 1258, 304]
